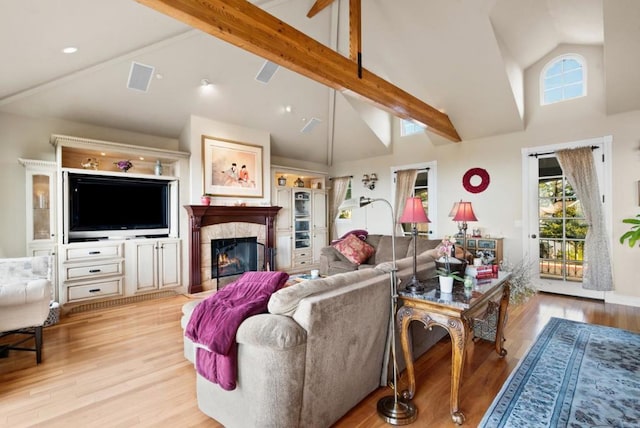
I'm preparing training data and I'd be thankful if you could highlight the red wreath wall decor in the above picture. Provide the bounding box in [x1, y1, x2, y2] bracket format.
[462, 168, 490, 193]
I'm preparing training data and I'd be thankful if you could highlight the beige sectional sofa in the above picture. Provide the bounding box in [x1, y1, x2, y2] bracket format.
[319, 234, 440, 276]
[181, 238, 442, 428]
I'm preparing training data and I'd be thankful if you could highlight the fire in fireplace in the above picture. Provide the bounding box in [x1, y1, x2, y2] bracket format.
[211, 237, 258, 285]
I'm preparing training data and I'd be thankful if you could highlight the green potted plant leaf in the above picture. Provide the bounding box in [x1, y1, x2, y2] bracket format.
[620, 214, 640, 247]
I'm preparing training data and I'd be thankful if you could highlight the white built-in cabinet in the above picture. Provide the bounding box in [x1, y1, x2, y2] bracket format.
[271, 168, 327, 272]
[125, 238, 181, 294]
[44, 134, 190, 307]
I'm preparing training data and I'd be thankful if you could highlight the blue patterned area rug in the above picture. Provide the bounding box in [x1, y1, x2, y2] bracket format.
[479, 317, 640, 427]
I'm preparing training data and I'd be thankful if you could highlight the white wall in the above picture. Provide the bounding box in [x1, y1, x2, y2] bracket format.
[331, 44, 640, 304]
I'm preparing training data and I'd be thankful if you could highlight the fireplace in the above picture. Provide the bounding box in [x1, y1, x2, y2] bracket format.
[211, 237, 258, 287]
[184, 205, 281, 293]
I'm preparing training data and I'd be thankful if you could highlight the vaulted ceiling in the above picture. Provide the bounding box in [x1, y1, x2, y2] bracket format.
[1, 0, 639, 165]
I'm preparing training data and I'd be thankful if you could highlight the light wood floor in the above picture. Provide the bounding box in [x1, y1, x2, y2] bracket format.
[1, 292, 639, 427]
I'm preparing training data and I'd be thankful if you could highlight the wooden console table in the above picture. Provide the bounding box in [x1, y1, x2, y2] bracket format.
[397, 272, 511, 425]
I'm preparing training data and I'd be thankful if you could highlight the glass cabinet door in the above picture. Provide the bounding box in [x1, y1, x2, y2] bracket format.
[20, 159, 57, 246]
[32, 173, 52, 240]
[293, 190, 311, 249]
[294, 190, 311, 217]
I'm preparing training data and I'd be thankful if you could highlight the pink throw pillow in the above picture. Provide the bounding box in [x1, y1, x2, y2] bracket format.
[332, 233, 375, 265]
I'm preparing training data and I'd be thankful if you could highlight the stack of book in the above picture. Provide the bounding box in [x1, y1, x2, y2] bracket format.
[465, 265, 495, 281]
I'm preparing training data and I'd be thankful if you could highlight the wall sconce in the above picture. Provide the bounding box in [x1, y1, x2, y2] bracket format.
[362, 173, 378, 190]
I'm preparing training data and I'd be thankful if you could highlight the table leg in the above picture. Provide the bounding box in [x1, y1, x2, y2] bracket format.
[445, 318, 467, 425]
[495, 282, 510, 357]
[398, 306, 416, 400]
[398, 307, 468, 424]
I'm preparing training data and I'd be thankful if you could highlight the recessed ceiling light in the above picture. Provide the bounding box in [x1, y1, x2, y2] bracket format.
[155, 73, 164, 80]
[62, 47, 78, 54]
[201, 78, 211, 87]
[284, 105, 292, 113]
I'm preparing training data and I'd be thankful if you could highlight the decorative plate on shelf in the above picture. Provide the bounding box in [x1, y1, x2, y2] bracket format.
[462, 168, 490, 193]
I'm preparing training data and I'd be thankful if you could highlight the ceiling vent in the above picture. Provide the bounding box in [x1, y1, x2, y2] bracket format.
[255, 60, 279, 84]
[127, 61, 155, 92]
[301, 117, 322, 133]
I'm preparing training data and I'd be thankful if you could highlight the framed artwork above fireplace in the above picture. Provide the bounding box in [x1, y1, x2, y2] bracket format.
[202, 135, 263, 198]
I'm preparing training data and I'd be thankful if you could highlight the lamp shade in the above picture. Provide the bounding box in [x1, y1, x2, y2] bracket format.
[399, 197, 430, 223]
[448, 201, 460, 217]
[452, 201, 478, 222]
[338, 198, 360, 210]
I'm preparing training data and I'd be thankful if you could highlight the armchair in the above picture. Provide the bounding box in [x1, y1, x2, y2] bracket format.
[0, 256, 53, 364]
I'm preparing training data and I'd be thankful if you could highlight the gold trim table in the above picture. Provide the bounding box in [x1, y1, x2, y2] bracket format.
[397, 272, 511, 425]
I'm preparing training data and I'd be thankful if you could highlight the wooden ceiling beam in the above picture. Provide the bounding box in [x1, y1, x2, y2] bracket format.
[349, 0, 361, 64]
[307, 0, 336, 18]
[135, 0, 461, 142]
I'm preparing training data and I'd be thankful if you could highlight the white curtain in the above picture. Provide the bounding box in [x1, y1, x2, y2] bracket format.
[555, 146, 613, 291]
[393, 169, 418, 235]
[328, 176, 350, 241]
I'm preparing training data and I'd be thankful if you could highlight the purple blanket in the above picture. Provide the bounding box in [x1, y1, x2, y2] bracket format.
[185, 271, 289, 390]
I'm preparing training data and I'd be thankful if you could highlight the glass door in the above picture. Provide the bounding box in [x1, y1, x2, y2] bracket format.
[523, 138, 610, 299]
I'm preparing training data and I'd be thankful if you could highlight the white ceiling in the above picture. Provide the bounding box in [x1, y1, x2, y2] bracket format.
[1, 0, 638, 165]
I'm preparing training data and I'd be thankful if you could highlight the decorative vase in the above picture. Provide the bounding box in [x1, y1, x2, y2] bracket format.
[154, 160, 163, 176]
[201, 195, 211, 206]
[277, 175, 287, 186]
[439, 275, 454, 294]
[114, 160, 133, 172]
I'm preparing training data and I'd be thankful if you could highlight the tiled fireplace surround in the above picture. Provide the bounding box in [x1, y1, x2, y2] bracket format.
[184, 206, 281, 293]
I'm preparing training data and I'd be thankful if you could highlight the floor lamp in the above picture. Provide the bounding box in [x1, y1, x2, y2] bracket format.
[452, 201, 478, 259]
[398, 197, 430, 293]
[355, 196, 417, 425]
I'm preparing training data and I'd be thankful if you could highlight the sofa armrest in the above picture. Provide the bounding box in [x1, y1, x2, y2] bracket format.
[0, 279, 50, 307]
[236, 313, 306, 349]
[320, 246, 357, 275]
[320, 245, 342, 261]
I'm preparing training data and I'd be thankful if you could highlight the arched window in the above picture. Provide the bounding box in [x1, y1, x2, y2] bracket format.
[540, 54, 586, 105]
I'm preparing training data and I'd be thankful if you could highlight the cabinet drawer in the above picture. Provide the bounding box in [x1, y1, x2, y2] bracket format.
[63, 261, 123, 281]
[63, 244, 123, 261]
[294, 250, 311, 259]
[293, 259, 313, 268]
[67, 278, 122, 302]
[477, 239, 496, 249]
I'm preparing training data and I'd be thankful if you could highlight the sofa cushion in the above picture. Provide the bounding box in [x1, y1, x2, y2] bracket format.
[407, 237, 442, 257]
[330, 229, 369, 245]
[332, 233, 375, 265]
[374, 235, 412, 263]
[268, 269, 380, 316]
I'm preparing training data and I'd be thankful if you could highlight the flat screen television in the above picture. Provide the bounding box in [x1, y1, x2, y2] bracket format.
[66, 172, 171, 241]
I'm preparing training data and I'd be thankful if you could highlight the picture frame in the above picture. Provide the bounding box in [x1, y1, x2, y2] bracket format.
[202, 136, 263, 198]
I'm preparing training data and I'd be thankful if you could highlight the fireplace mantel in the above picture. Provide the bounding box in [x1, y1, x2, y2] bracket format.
[184, 205, 281, 293]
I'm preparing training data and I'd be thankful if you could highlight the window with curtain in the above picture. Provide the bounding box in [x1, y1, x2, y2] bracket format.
[400, 169, 430, 236]
[337, 179, 352, 220]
